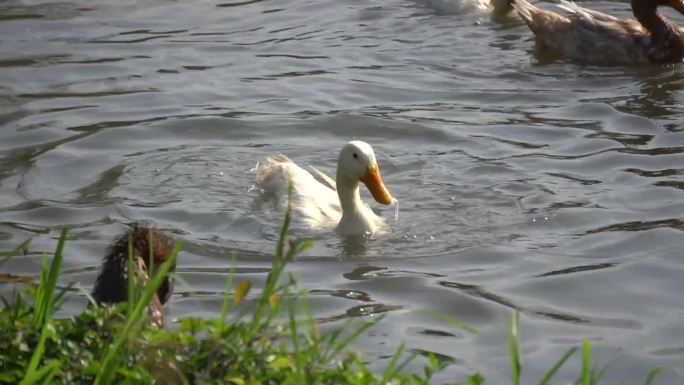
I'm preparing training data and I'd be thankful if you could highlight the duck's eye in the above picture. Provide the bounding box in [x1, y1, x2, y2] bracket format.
[353, 152, 358, 159]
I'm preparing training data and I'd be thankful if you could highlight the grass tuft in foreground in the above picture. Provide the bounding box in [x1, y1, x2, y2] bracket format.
[0, 194, 666, 384]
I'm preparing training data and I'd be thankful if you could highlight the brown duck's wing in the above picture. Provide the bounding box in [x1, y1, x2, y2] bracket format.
[543, 1, 646, 63]
[564, 18, 649, 64]
[557, 0, 620, 23]
[574, 15, 648, 52]
[559, 0, 647, 38]
[512, 0, 571, 36]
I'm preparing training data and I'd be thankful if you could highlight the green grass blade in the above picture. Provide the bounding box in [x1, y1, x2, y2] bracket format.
[508, 311, 521, 385]
[593, 360, 614, 384]
[148, 229, 154, 272]
[20, 359, 60, 385]
[127, 233, 135, 318]
[0, 293, 10, 309]
[218, 255, 237, 334]
[39, 361, 59, 385]
[286, 239, 312, 263]
[381, 343, 406, 384]
[24, 228, 67, 380]
[32, 255, 49, 326]
[469, 373, 485, 385]
[288, 292, 306, 385]
[0, 237, 31, 268]
[275, 182, 294, 262]
[537, 347, 577, 385]
[319, 325, 345, 363]
[44, 229, 67, 306]
[581, 340, 591, 385]
[645, 367, 662, 385]
[297, 290, 317, 349]
[52, 282, 76, 312]
[321, 318, 379, 364]
[389, 350, 417, 381]
[21, 324, 50, 384]
[249, 183, 294, 335]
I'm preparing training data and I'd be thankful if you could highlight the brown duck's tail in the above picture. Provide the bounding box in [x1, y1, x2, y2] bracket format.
[509, 0, 538, 28]
[509, 0, 567, 36]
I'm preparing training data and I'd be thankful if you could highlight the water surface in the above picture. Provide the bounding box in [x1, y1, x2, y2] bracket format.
[1, 0, 683, 383]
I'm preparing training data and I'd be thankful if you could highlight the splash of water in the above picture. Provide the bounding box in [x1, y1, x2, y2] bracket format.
[248, 161, 260, 174]
[393, 199, 399, 223]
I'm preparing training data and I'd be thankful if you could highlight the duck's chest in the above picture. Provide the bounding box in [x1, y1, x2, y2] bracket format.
[637, 29, 684, 63]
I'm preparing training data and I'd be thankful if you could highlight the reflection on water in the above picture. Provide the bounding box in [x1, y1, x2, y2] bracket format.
[1, 0, 683, 383]
[534, 262, 618, 278]
[629, 68, 684, 128]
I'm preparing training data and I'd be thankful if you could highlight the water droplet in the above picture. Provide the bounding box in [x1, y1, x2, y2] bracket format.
[393, 199, 399, 222]
[248, 161, 260, 173]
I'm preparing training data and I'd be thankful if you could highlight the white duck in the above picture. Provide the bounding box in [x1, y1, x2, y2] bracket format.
[256, 141, 395, 236]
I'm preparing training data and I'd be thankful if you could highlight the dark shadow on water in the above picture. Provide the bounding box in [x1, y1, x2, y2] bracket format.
[343, 265, 387, 281]
[216, 0, 264, 8]
[417, 328, 459, 338]
[315, 302, 403, 325]
[535, 262, 619, 278]
[410, 348, 457, 365]
[73, 164, 125, 205]
[582, 219, 684, 235]
[309, 288, 372, 302]
[438, 280, 642, 328]
[439, 280, 518, 310]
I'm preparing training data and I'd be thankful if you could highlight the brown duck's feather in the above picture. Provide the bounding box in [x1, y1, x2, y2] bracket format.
[509, 0, 684, 65]
[512, 0, 570, 35]
[91, 226, 176, 328]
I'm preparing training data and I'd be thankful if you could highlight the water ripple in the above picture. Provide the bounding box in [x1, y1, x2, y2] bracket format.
[1, 0, 683, 382]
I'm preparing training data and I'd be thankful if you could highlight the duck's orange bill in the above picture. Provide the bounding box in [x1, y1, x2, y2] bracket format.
[361, 164, 394, 205]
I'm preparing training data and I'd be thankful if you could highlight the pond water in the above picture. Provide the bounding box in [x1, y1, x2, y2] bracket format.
[1, 0, 683, 382]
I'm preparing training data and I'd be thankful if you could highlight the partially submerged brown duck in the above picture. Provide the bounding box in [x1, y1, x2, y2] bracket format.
[91, 226, 176, 328]
[508, 0, 684, 65]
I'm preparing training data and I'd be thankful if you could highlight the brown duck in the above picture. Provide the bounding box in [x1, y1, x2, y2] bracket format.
[91, 226, 176, 328]
[508, 0, 684, 65]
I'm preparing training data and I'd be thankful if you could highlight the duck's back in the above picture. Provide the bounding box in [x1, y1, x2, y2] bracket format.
[514, 0, 651, 64]
[256, 155, 341, 228]
[560, 1, 649, 63]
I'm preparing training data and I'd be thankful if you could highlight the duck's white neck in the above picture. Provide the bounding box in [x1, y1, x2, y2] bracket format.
[333, 156, 386, 235]
[336, 170, 363, 216]
[335, 169, 381, 235]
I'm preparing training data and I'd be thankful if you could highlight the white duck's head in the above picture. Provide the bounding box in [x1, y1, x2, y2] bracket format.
[337, 141, 394, 205]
